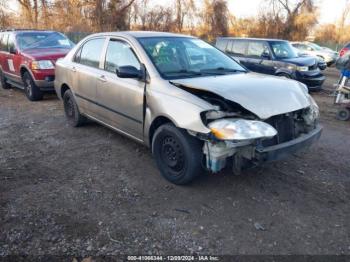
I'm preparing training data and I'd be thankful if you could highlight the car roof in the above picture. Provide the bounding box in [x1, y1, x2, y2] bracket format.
[291, 41, 311, 44]
[90, 31, 195, 39]
[217, 37, 287, 42]
[1, 29, 58, 34]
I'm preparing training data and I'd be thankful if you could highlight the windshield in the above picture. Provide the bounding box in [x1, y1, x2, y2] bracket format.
[16, 32, 74, 50]
[270, 41, 298, 59]
[138, 37, 246, 79]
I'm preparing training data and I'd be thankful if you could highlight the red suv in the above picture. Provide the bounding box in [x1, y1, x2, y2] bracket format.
[0, 30, 74, 101]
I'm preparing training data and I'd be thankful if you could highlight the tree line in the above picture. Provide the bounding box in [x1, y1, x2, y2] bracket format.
[0, 0, 348, 45]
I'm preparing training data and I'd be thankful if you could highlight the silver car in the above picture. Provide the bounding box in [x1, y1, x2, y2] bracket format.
[54, 32, 322, 185]
[291, 41, 338, 66]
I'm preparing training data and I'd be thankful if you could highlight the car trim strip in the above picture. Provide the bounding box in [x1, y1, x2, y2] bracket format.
[74, 93, 143, 124]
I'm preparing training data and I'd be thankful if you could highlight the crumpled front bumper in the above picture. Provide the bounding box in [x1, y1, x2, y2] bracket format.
[255, 125, 323, 163]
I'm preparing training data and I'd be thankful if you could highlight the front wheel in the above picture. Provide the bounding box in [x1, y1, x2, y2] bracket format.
[152, 123, 203, 185]
[23, 72, 43, 101]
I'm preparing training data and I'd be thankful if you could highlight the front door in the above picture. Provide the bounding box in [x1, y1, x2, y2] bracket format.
[246, 41, 275, 75]
[96, 38, 145, 140]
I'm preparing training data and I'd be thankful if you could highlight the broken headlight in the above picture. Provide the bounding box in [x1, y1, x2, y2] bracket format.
[308, 95, 320, 120]
[303, 95, 320, 126]
[208, 119, 277, 141]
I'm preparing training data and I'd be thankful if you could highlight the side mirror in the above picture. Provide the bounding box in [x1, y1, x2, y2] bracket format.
[261, 52, 271, 60]
[9, 46, 17, 54]
[116, 65, 143, 79]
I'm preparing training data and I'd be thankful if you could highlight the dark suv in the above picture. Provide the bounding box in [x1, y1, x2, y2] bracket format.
[216, 37, 325, 90]
[0, 29, 74, 101]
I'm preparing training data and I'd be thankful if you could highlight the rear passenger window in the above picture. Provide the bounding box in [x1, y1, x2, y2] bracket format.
[216, 39, 228, 51]
[0, 33, 8, 52]
[247, 42, 269, 57]
[225, 40, 234, 53]
[77, 38, 105, 68]
[7, 34, 16, 52]
[231, 41, 247, 56]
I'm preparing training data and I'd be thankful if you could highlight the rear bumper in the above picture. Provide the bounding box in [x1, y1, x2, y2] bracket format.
[255, 125, 322, 162]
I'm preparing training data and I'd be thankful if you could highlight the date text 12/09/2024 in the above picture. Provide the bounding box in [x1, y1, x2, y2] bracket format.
[127, 255, 220, 261]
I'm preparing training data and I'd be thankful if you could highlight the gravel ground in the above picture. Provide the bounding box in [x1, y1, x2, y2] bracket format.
[0, 67, 349, 259]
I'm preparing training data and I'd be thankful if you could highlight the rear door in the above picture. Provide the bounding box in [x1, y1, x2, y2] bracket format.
[226, 40, 249, 66]
[6, 33, 22, 82]
[0, 33, 10, 74]
[71, 37, 106, 117]
[95, 37, 145, 140]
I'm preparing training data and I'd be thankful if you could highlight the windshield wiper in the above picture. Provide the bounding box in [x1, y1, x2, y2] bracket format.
[164, 69, 202, 76]
[200, 67, 247, 74]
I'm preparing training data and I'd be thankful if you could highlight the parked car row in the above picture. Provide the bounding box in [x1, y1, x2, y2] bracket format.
[0, 29, 327, 184]
[291, 41, 339, 66]
[215, 37, 328, 91]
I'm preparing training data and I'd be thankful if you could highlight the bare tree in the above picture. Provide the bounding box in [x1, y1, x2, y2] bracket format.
[0, 0, 11, 28]
[200, 0, 228, 40]
[174, 0, 195, 33]
[337, 0, 350, 43]
[260, 0, 317, 40]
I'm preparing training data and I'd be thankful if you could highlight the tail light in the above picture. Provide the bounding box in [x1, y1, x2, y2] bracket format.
[340, 47, 349, 57]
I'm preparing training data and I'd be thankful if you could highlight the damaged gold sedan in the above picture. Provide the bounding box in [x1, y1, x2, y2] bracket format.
[54, 32, 322, 184]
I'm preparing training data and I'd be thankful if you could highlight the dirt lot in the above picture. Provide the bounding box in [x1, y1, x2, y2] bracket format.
[0, 67, 349, 258]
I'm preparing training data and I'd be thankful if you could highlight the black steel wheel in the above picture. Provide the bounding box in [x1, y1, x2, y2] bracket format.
[152, 123, 203, 185]
[63, 89, 86, 127]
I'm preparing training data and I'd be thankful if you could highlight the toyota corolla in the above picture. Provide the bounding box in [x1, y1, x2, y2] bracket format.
[54, 31, 322, 185]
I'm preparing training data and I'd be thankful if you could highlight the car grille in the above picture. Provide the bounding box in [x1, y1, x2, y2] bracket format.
[262, 113, 297, 147]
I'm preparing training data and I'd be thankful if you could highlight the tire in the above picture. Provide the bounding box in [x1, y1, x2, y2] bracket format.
[0, 69, 11, 89]
[336, 108, 350, 121]
[63, 89, 86, 127]
[152, 123, 203, 185]
[23, 71, 43, 101]
[277, 73, 292, 79]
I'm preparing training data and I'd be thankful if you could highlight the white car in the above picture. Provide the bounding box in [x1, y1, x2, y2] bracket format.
[291, 42, 339, 66]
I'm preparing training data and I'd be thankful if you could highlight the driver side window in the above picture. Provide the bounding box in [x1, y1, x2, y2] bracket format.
[104, 39, 140, 73]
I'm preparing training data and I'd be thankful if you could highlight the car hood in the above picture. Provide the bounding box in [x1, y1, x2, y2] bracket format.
[22, 48, 71, 61]
[281, 56, 317, 66]
[170, 73, 310, 119]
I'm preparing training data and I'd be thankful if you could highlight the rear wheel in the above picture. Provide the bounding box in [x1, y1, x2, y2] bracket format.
[0, 69, 11, 89]
[23, 72, 43, 101]
[152, 123, 203, 185]
[336, 108, 350, 121]
[63, 89, 86, 127]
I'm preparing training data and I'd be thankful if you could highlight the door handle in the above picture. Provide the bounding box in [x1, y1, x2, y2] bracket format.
[70, 66, 76, 72]
[98, 75, 107, 82]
